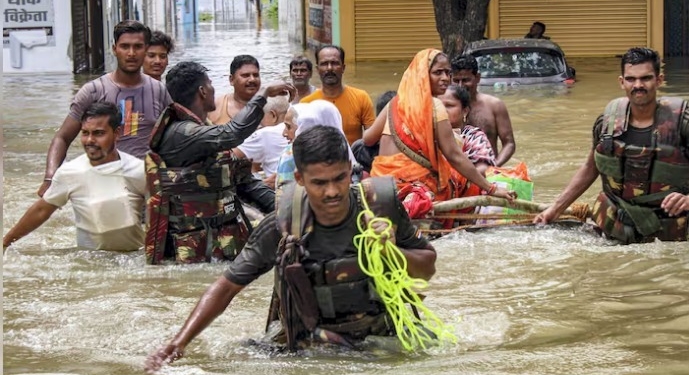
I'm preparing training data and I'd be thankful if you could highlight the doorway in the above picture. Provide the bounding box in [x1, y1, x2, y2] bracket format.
[72, 0, 106, 74]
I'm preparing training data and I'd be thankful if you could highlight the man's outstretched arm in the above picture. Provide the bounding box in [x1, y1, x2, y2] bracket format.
[3, 199, 59, 249]
[144, 276, 244, 374]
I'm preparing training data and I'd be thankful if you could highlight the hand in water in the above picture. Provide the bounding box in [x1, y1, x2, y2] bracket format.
[144, 344, 184, 374]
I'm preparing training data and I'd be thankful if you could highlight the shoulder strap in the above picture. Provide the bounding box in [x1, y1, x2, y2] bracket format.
[387, 97, 435, 171]
[276, 182, 314, 240]
[603, 97, 629, 137]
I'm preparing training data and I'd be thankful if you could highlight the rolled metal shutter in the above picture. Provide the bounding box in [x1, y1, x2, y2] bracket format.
[498, 0, 647, 57]
[354, 0, 441, 61]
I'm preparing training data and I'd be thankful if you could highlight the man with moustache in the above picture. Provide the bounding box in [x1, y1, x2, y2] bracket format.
[4, 103, 145, 252]
[144, 61, 295, 264]
[300, 45, 376, 145]
[451, 54, 516, 166]
[208, 55, 262, 124]
[289, 55, 316, 104]
[535, 47, 689, 244]
[143, 30, 175, 81]
[145, 126, 436, 372]
[37, 20, 172, 197]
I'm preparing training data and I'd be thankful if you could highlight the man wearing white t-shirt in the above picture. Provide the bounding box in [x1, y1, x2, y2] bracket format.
[3, 103, 145, 252]
[233, 95, 289, 188]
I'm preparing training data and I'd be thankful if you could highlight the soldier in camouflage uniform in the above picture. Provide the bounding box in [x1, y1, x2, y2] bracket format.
[535, 47, 689, 243]
[145, 126, 436, 372]
[145, 61, 295, 264]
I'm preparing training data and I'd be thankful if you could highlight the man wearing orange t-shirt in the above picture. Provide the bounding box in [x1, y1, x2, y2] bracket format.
[300, 45, 376, 145]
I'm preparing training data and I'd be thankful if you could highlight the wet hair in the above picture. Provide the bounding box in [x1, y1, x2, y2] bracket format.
[165, 61, 209, 108]
[81, 102, 122, 130]
[532, 21, 546, 33]
[289, 56, 313, 71]
[315, 45, 345, 65]
[230, 55, 260, 75]
[448, 85, 471, 109]
[113, 20, 151, 44]
[376, 91, 397, 115]
[451, 54, 479, 75]
[149, 30, 175, 53]
[293, 125, 349, 171]
[621, 47, 661, 76]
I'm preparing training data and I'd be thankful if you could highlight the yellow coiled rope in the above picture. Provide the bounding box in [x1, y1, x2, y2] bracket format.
[353, 184, 457, 351]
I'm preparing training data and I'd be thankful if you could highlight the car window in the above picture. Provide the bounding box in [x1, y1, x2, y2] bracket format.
[474, 49, 566, 78]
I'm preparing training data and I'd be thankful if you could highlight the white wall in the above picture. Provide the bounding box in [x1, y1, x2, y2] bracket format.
[278, 0, 303, 45]
[3, 0, 73, 74]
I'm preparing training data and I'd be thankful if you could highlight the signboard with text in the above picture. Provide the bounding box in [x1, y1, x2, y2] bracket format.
[3, 0, 56, 48]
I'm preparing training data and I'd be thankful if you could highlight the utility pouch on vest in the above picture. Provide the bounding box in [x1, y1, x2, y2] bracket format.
[171, 220, 246, 263]
[592, 192, 637, 244]
[622, 147, 654, 199]
[314, 280, 378, 319]
[284, 262, 319, 331]
[594, 151, 623, 179]
[656, 216, 688, 242]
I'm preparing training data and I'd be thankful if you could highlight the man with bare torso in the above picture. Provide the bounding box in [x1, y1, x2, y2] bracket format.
[208, 55, 261, 124]
[451, 55, 516, 166]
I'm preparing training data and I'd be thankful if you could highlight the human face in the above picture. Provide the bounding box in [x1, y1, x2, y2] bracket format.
[290, 62, 312, 87]
[283, 107, 298, 142]
[619, 62, 662, 107]
[143, 45, 169, 80]
[317, 48, 345, 87]
[112, 32, 147, 74]
[80, 116, 119, 166]
[439, 89, 468, 129]
[452, 69, 480, 96]
[295, 160, 352, 226]
[201, 75, 217, 112]
[529, 24, 543, 37]
[429, 55, 451, 96]
[230, 63, 261, 99]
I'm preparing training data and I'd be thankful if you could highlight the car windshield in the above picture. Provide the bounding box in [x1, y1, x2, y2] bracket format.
[473, 48, 566, 78]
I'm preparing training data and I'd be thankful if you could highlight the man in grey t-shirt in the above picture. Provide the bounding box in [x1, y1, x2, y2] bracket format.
[38, 20, 172, 197]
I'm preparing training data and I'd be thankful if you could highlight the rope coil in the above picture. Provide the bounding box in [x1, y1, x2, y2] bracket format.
[353, 184, 457, 351]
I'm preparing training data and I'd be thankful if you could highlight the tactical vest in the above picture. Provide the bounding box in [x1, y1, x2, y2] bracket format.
[592, 96, 689, 243]
[145, 104, 253, 264]
[267, 176, 399, 350]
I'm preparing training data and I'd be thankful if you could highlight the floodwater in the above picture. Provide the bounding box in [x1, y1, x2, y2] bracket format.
[3, 18, 689, 375]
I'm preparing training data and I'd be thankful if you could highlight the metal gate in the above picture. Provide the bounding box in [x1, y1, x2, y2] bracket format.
[71, 0, 105, 74]
[665, 0, 689, 57]
[71, 0, 89, 73]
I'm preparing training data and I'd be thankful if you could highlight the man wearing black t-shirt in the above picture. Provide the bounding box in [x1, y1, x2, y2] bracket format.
[145, 126, 436, 372]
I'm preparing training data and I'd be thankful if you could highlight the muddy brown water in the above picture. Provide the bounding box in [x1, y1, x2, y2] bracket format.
[3, 21, 688, 375]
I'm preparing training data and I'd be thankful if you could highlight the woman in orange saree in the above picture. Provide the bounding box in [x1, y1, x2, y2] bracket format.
[370, 48, 514, 218]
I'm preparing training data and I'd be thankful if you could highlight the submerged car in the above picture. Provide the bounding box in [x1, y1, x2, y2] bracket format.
[463, 39, 576, 86]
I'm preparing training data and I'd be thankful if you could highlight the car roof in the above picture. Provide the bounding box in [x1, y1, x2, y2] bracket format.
[464, 38, 566, 56]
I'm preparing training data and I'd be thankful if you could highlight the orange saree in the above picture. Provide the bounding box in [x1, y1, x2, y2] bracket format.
[371, 48, 479, 203]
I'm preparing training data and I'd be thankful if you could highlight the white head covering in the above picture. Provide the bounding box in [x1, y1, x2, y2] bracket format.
[295, 100, 357, 164]
[288, 103, 309, 122]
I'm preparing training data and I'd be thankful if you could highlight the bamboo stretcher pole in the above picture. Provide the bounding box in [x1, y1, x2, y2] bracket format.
[432, 196, 590, 218]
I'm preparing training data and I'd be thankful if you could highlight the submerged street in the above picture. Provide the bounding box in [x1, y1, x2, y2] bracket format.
[3, 17, 689, 375]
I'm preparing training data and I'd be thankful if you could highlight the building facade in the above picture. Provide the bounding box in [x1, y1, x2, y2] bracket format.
[304, 0, 674, 62]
